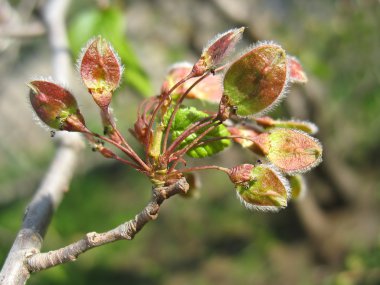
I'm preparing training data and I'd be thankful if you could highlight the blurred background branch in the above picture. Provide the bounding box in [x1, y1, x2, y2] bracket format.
[0, 0, 84, 283]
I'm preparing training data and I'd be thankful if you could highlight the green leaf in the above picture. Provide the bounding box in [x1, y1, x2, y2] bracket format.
[223, 43, 288, 116]
[68, 7, 152, 97]
[168, 106, 231, 158]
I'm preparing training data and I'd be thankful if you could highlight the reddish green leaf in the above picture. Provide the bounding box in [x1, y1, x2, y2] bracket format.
[28, 80, 86, 132]
[192, 27, 245, 76]
[223, 43, 288, 117]
[79, 36, 123, 108]
[229, 164, 290, 212]
[267, 129, 322, 174]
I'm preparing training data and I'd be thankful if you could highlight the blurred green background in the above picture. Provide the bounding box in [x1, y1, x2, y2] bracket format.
[0, 0, 379, 284]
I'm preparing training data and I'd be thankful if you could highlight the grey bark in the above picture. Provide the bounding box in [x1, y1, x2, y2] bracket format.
[0, 0, 84, 284]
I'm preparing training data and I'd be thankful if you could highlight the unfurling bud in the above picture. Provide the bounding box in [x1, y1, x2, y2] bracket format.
[228, 164, 255, 184]
[287, 56, 308, 83]
[255, 116, 318, 134]
[162, 62, 223, 103]
[28, 80, 86, 132]
[266, 129, 322, 174]
[79, 36, 123, 108]
[131, 115, 148, 144]
[229, 164, 290, 212]
[192, 27, 245, 76]
[223, 43, 288, 117]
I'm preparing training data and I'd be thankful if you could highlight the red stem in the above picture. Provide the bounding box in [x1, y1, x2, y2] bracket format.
[180, 165, 230, 174]
[139, 97, 158, 123]
[168, 122, 221, 173]
[214, 63, 229, 73]
[84, 131, 151, 172]
[114, 156, 145, 171]
[145, 73, 193, 155]
[162, 72, 210, 153]
[101, 107, 150, 172]
[191, 134, 259, 147]
[164, 115, 216, 156]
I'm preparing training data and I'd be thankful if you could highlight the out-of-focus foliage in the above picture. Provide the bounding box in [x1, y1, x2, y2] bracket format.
[328, 243, 380, 285]
[274, 0, 380, 167]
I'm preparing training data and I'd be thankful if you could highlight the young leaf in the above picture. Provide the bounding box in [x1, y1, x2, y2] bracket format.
[229, 126, 322, 174]
[162, 63, 223, 103]
[223, 43, 288, 117]
[192, 27, 245, 76]
[266, 129, 322, 174]
[287, 56, 308, 83]
[168, 106, 231, 158]
[80, 36, 122, 108]
[69, 7, 152, 97]
[255, 116, 318, 134]
[28, 80, 86, 132]
[229, 164, 290, 211]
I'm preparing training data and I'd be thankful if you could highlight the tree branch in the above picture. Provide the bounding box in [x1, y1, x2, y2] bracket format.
[0, 21, 45, 38]
[0, 137, 84, 284]
[294, 194, 345, 265]
[0, 0, 84, 284]
[26, 178, 189, 272]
